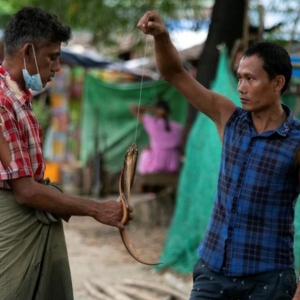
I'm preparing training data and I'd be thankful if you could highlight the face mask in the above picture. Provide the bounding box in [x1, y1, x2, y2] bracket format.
[22, 45, 43, 91]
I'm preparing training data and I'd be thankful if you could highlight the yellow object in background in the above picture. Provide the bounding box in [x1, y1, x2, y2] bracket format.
[44, 162, 60, 183]
[50, 93, 65, 108]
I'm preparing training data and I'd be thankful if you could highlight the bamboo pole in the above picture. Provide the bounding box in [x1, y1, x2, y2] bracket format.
[257, 4, 265, 42]
[287, 3, 300, 52]
[242, 0, 250, 51]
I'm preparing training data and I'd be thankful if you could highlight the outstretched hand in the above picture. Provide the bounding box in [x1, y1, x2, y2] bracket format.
[137, 11, 167, 36]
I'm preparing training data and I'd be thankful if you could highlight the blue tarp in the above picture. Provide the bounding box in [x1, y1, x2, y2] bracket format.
[291, 56, 300, 79]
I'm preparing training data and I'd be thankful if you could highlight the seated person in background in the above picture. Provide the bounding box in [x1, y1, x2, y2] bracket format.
[131, 99, 183, 175]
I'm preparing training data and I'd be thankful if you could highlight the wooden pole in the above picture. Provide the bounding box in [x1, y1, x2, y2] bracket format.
[287, 3, 300, 52]
[257, 4, 265, 42]
[242, 0, 249, 51]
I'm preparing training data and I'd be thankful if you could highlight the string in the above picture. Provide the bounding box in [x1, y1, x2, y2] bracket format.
[134, 35, 149, 143]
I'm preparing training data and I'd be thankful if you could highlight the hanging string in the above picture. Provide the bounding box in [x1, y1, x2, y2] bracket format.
[134, 35, 149, 143]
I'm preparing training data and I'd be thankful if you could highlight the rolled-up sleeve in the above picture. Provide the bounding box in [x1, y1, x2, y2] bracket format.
[0, 107, 33, 181]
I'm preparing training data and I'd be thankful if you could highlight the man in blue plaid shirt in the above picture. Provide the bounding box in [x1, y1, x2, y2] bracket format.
[139, 11, 300, 300]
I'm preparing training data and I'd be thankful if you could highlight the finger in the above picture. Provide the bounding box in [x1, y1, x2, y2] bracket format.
[116, 222, 125, 230]
[128, 205, 134, 213]
[137, 21, 151, 34]
[137, 14, 148, 30]
[129, 211, 134, 220]
[137, 12, 158, 33]
[124, 218, 132, 226]
[137, 11, 153, 25]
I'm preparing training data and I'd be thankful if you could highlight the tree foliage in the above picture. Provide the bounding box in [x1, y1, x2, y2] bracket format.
[2, 0, 212, 48]
[250, 0, 300, 43]
[0, 0, 17, 28]
[1, 0, 299, 50]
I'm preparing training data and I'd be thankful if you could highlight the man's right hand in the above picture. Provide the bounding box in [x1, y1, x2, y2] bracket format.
[93, 200, 134, 230]
[9, 176, 134, 230]
[137, 11, 167, 37]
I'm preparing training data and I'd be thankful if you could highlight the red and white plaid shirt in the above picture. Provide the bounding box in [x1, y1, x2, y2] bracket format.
[0, 65, 45, 189]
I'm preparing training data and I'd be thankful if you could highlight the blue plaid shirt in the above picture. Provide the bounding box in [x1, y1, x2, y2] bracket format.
[198, 105, 300, 276]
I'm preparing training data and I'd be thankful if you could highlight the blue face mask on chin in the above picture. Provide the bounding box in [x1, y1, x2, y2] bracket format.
[22, 69, 43, 91]
[22, 45, 43, 91]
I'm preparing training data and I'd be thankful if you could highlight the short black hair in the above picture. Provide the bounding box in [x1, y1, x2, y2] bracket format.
[4, 7, 72, 56]
[243, 42, 292, 95]
[154, 99, 171, 113]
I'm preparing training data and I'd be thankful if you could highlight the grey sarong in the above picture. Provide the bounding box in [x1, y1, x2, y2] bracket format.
[0, 184, 74, 300]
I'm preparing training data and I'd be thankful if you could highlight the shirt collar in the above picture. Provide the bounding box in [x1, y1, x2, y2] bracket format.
[0, 65, 32, 105]
[245, 104, 293, 137]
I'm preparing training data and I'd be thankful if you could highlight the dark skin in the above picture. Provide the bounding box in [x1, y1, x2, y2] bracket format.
[138, 11, 300, 299]
[0, 41, 133, 229]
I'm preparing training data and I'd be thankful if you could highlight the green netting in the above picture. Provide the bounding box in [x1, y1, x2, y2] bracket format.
[81, 74, 188, 173]
[156, 49, 300, 274]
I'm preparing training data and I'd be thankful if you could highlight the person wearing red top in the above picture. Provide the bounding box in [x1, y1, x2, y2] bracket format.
[0, 7, 132, 300]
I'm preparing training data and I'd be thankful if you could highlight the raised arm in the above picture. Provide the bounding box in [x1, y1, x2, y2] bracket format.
[137, 11, 237, 137]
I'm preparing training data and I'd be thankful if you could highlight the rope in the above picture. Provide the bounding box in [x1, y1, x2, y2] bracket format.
[134, 35, 149, 143]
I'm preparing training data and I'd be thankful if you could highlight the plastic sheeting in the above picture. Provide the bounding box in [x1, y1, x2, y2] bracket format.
[81, 74, 188, 173]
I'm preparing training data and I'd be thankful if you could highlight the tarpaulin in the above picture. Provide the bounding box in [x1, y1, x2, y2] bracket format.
[81, 74, 188, 173]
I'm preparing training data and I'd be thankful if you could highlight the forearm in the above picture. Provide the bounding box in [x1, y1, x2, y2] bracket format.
[138, 11, 185, 82]
[9, 176, 126, 228]
[137, 11, 237, 133]
[154, 32, 185, 81]
[11, 177, 98, 217]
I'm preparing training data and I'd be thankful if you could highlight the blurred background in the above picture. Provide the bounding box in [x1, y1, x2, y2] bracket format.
[1, 1, 300, 299]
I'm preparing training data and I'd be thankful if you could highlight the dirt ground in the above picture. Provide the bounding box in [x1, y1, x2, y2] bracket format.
[64, 202, 193, 300]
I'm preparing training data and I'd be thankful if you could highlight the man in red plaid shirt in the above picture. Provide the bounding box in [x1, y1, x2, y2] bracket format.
[0, 7, 132, 300]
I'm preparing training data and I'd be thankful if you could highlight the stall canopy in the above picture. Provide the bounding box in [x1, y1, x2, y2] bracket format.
[60, 48, 112, 68]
